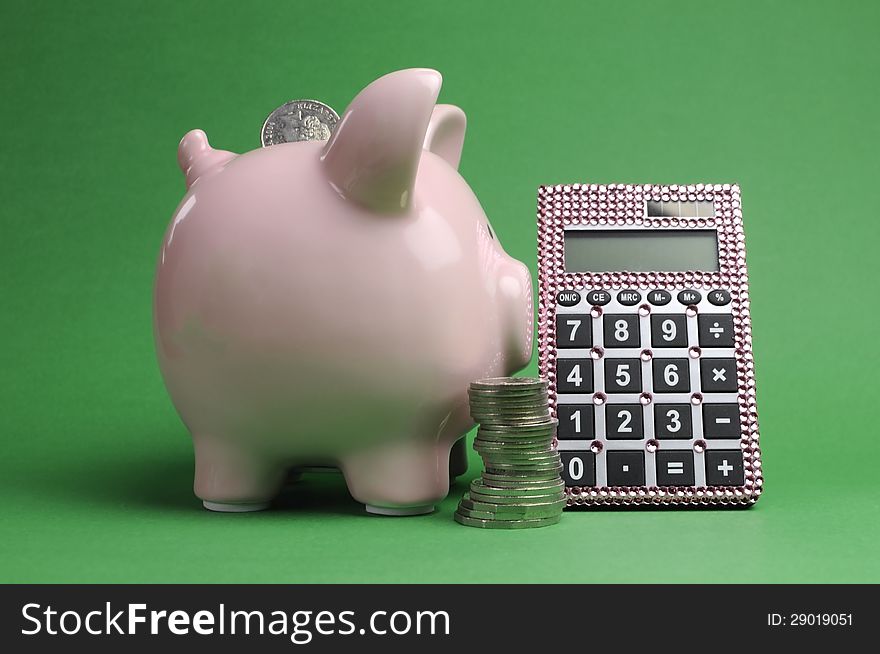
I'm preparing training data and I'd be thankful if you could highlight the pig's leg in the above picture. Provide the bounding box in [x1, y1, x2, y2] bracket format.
[193, 434, 285, 512]
[449, 436, 468, 480]
[340, 439, 450, 516]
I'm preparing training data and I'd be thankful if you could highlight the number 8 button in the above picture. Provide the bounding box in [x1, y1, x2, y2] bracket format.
[604, 314, 640, 348]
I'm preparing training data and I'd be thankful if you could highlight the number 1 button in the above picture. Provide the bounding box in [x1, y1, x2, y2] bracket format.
[556, 359, 594, 393]
[556, 314, 592, 348]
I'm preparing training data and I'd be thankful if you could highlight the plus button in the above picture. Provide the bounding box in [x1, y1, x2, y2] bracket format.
[717, 459, 734, 477]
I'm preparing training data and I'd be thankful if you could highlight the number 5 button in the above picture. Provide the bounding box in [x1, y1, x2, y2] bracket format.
[604, 358, 641, 393]
[556, 359, 594, 393]
[556, 314, 592, 348]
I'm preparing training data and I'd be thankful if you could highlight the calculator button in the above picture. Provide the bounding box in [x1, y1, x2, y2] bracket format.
[656, 451, 695, 486]
[617, 289, 641, 306]
[556, 314, 592, 348]
[604, 314, 640, 348]
[604, 359, 642, 393]
[586, 290, 611, 306]
[606, 451, 646, 486]
[556, 358, 594, 393]
[560, 451, 596, 487]
[698, 314, 734, 347]
[700, 358, 737, 392]
[606, 404, 643, 439]
[654, 404, 693, 439]
[557, 404, 595, 439]
[708, 289, 731, 306]
[652, 359, 690, 393]
[647, 290, 671, 305]
[702, 404, 741, 438]
[650, 315, 688, 347]
[705, 450, 745, 485]
[677, 289, 702, 305]
[556, 290, 581, 307]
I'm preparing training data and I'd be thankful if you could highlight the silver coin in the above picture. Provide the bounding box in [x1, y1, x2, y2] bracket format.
[469, 377, 547, 391]
[261, 99, 339, 146]
[471, 479, 564, 497]
[480, 471, 563, 484]
[468, 490, 565, 505]
[454, 512, 561, 529]
[458, 499, 566, 519]
[456, 505, 563, 521]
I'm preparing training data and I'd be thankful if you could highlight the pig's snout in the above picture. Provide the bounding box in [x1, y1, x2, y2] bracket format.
[496, 257, 534, 371]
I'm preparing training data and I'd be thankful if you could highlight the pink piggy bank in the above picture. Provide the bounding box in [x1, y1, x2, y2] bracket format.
[154, 69, 532, 515]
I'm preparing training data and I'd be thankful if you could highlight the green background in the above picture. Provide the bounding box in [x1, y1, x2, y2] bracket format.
[1, 0, 878, 583]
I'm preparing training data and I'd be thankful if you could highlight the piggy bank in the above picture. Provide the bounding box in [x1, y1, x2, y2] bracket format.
[154, 69, 532, 515]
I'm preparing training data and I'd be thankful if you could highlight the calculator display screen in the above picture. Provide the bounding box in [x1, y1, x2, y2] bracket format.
[563, 229, 719, 272]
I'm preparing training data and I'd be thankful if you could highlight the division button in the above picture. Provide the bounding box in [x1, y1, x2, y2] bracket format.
[708, 289, 731, 306]
[702, 404, 741, 438]
[656, 451, 695, 486]
[557, 290, 582, 307]
[677, 289, 702, 305]
[560, 451, 596, 487]
[606, 451, 646, 486]
[556, 313, 592, 348]
[586, 290, 611, 306]
[698, 314, 734, 347]
[705, 450, 745, 485]
[700, 358, 737, 393]
[647, 289, 672, 305]
[617, 289, 642, 306]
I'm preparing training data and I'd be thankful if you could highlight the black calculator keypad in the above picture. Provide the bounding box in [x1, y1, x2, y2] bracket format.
[652, 358, 690, 393]
[556, 358, 593, 393]
[603, 314, 640, 348]
[556, 313, 592, 348]
[606, 404, 643, 439]
[651, 314, 688, 347]
[555, 287, 745, 489]
[604, 358, 641, 393]
[557, 404, 595, 440]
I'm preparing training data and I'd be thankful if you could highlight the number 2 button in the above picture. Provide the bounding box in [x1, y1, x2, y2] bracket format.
[556, 314, 591, 348]
[556, 359, 594, 393]
[604, 315, 640, 348]
[604, 358, 641, 393]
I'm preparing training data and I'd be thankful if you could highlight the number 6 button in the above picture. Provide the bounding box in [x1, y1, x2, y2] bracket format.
[556, 359, 594, 393]
[653, 358, 690, 393]
[556, 314, 592, 348]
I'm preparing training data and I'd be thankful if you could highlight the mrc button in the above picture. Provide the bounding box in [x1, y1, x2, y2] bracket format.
[677, 289, 702, 304]
[557, 290, 581, 307]
[586, 290, 611, 305]
[617, 289, 641, 306]
[647, 289, 671, 305]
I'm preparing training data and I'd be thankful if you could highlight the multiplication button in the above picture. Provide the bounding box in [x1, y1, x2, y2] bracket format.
[705, 450, 745, 485]
[556, 314, 592, 348]
[700, 359, 737, 392]
[698, 314, 734, 347]
[557, 359, 594, 393]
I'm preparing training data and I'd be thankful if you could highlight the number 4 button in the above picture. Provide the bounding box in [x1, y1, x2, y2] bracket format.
[556, 359, 594, 393]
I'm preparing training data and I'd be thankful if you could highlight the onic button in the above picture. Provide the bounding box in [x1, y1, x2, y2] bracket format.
[557, 290, 581, 307]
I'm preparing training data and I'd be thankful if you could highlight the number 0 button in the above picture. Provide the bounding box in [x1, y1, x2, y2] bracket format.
[560, 451, 596, 487]
[556, 359, 594, 393]
[653, 359, 690, 393]
[604, 314, 640, 348]
[556, 314, 592, 348]
[604, 358, 641, 393]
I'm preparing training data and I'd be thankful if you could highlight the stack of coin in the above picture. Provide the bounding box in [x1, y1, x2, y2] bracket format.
[454, 378, 564, 529]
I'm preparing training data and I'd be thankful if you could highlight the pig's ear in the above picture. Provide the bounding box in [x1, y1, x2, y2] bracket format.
[423, 104, 466, 170]
[177, 129, 236, 189]
[320, 69, 442, 213]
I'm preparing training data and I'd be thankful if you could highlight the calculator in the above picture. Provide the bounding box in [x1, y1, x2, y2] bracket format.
[537, 183, 762, 507]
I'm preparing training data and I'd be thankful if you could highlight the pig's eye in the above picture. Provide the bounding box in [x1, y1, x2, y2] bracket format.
[486, 222, 496, 240]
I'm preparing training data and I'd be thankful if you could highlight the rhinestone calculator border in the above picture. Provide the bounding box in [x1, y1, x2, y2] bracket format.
[537, 183, 762, 508]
